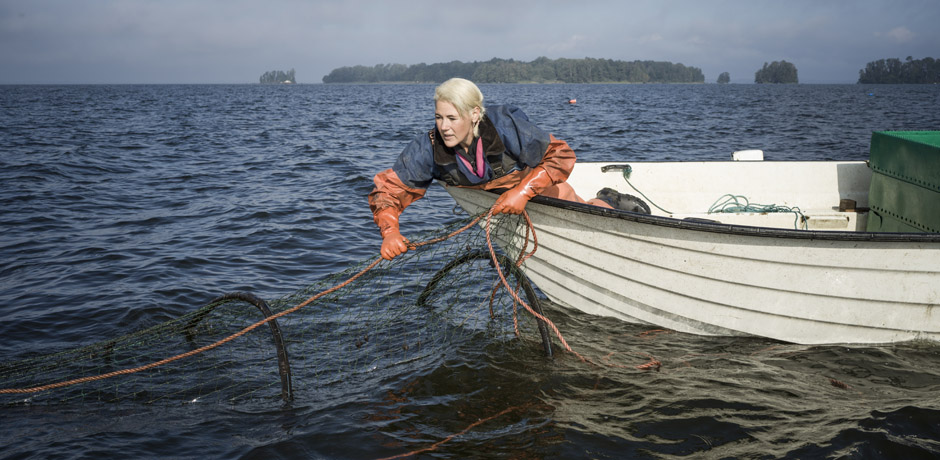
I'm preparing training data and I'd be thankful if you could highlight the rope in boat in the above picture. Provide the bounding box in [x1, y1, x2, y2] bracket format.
[613, 164, 808, 230]
[707, 194, 807, 229]
[619, 165, 674, 214]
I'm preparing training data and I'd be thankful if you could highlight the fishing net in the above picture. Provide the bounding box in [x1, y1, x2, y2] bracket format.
[0, 212, 554, 407]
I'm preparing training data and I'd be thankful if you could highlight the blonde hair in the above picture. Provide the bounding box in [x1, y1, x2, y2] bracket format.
[434, 78, 485, 137]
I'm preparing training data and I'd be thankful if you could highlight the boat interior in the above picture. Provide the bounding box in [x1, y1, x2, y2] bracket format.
[566, 152, 873, 232]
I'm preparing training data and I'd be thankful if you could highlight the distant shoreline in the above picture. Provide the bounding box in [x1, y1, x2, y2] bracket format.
[10, 81, 935, 86]
[321, 57, 705, 84]
[321, 81, 707, 85]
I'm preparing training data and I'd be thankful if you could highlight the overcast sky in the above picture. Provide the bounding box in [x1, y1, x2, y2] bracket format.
[1, 0, 937, 84]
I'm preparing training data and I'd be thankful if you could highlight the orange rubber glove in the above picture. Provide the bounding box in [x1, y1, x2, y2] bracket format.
[374, 208, 409, 260]
[491, 167, 554, 215]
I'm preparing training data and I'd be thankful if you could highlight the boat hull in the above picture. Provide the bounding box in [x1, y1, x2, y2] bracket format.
[446, 184, 940, 345]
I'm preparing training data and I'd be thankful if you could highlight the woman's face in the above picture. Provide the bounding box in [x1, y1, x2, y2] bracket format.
[435, 100, 478, 151]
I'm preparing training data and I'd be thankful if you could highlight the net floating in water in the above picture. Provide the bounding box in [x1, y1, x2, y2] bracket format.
[0, 212, 554, 407]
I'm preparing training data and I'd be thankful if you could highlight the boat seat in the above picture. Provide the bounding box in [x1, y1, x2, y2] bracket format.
[669, 209, 867, 231]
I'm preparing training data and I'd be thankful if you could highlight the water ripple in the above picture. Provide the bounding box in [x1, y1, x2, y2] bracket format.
[1, 83, 938, 458]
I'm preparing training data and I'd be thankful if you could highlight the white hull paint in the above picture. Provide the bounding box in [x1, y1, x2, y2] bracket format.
[446, 161, 940, 345]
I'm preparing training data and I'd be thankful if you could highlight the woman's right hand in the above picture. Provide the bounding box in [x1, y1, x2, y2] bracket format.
[380, 231, 409, 260]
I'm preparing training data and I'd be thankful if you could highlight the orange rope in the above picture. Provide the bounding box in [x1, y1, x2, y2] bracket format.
[482, 210, 592, 364]
[373, 210, 664, 459]
[0, 257, 382, 395]
[1, 203, 662, 395]
[0, 215, 488, 396]
[376, 404, 528, 460]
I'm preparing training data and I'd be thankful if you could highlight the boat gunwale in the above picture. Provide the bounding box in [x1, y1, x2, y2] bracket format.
[447, 187, 940, 243]
[527, 193, 940, 243]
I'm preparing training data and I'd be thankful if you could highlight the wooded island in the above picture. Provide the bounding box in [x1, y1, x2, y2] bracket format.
[754, 61, 798, 84]
[858, 57, 939, 84]
[322, 57, 704, 84]
[310, 55, 938, 85]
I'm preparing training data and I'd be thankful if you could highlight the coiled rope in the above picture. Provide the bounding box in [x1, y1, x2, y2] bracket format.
[707, 194, 807, 229]
[611, 164, 808, 230]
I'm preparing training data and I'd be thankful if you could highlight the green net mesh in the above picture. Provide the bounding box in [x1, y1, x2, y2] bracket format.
[0, 212, 552, 406]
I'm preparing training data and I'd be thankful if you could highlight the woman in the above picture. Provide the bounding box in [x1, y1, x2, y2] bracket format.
[368, 78, 646, 260]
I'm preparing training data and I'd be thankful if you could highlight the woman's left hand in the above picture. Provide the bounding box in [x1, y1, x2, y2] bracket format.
[491, 187, 531, 214]
[490, 167, 553, 215]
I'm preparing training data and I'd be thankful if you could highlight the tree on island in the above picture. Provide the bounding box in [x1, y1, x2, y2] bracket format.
[858, 57, 940, 84]
[321, 57, 705, 84]
[717, 72, 730, 84]
[754, 61, 798, 84]
[260, 69, 296, 84]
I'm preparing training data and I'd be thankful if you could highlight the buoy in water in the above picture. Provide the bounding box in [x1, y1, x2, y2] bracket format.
[568, 99, 577, 104]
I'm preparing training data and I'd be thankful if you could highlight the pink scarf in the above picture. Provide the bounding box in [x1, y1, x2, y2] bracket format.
[456, 138, 485, 178]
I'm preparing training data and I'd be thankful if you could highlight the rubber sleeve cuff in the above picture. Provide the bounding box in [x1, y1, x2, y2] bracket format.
[373, 207, 401, 238]
[517, 166, 554, 198]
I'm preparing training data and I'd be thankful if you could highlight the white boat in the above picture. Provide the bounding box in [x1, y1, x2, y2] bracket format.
[444, 144, 940, 345]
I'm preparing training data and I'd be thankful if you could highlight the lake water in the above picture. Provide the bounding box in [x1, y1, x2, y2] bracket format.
[1, 83, 939, 459]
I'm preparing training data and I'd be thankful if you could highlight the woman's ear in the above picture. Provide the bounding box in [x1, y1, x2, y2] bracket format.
[472, 107, 481, 124]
